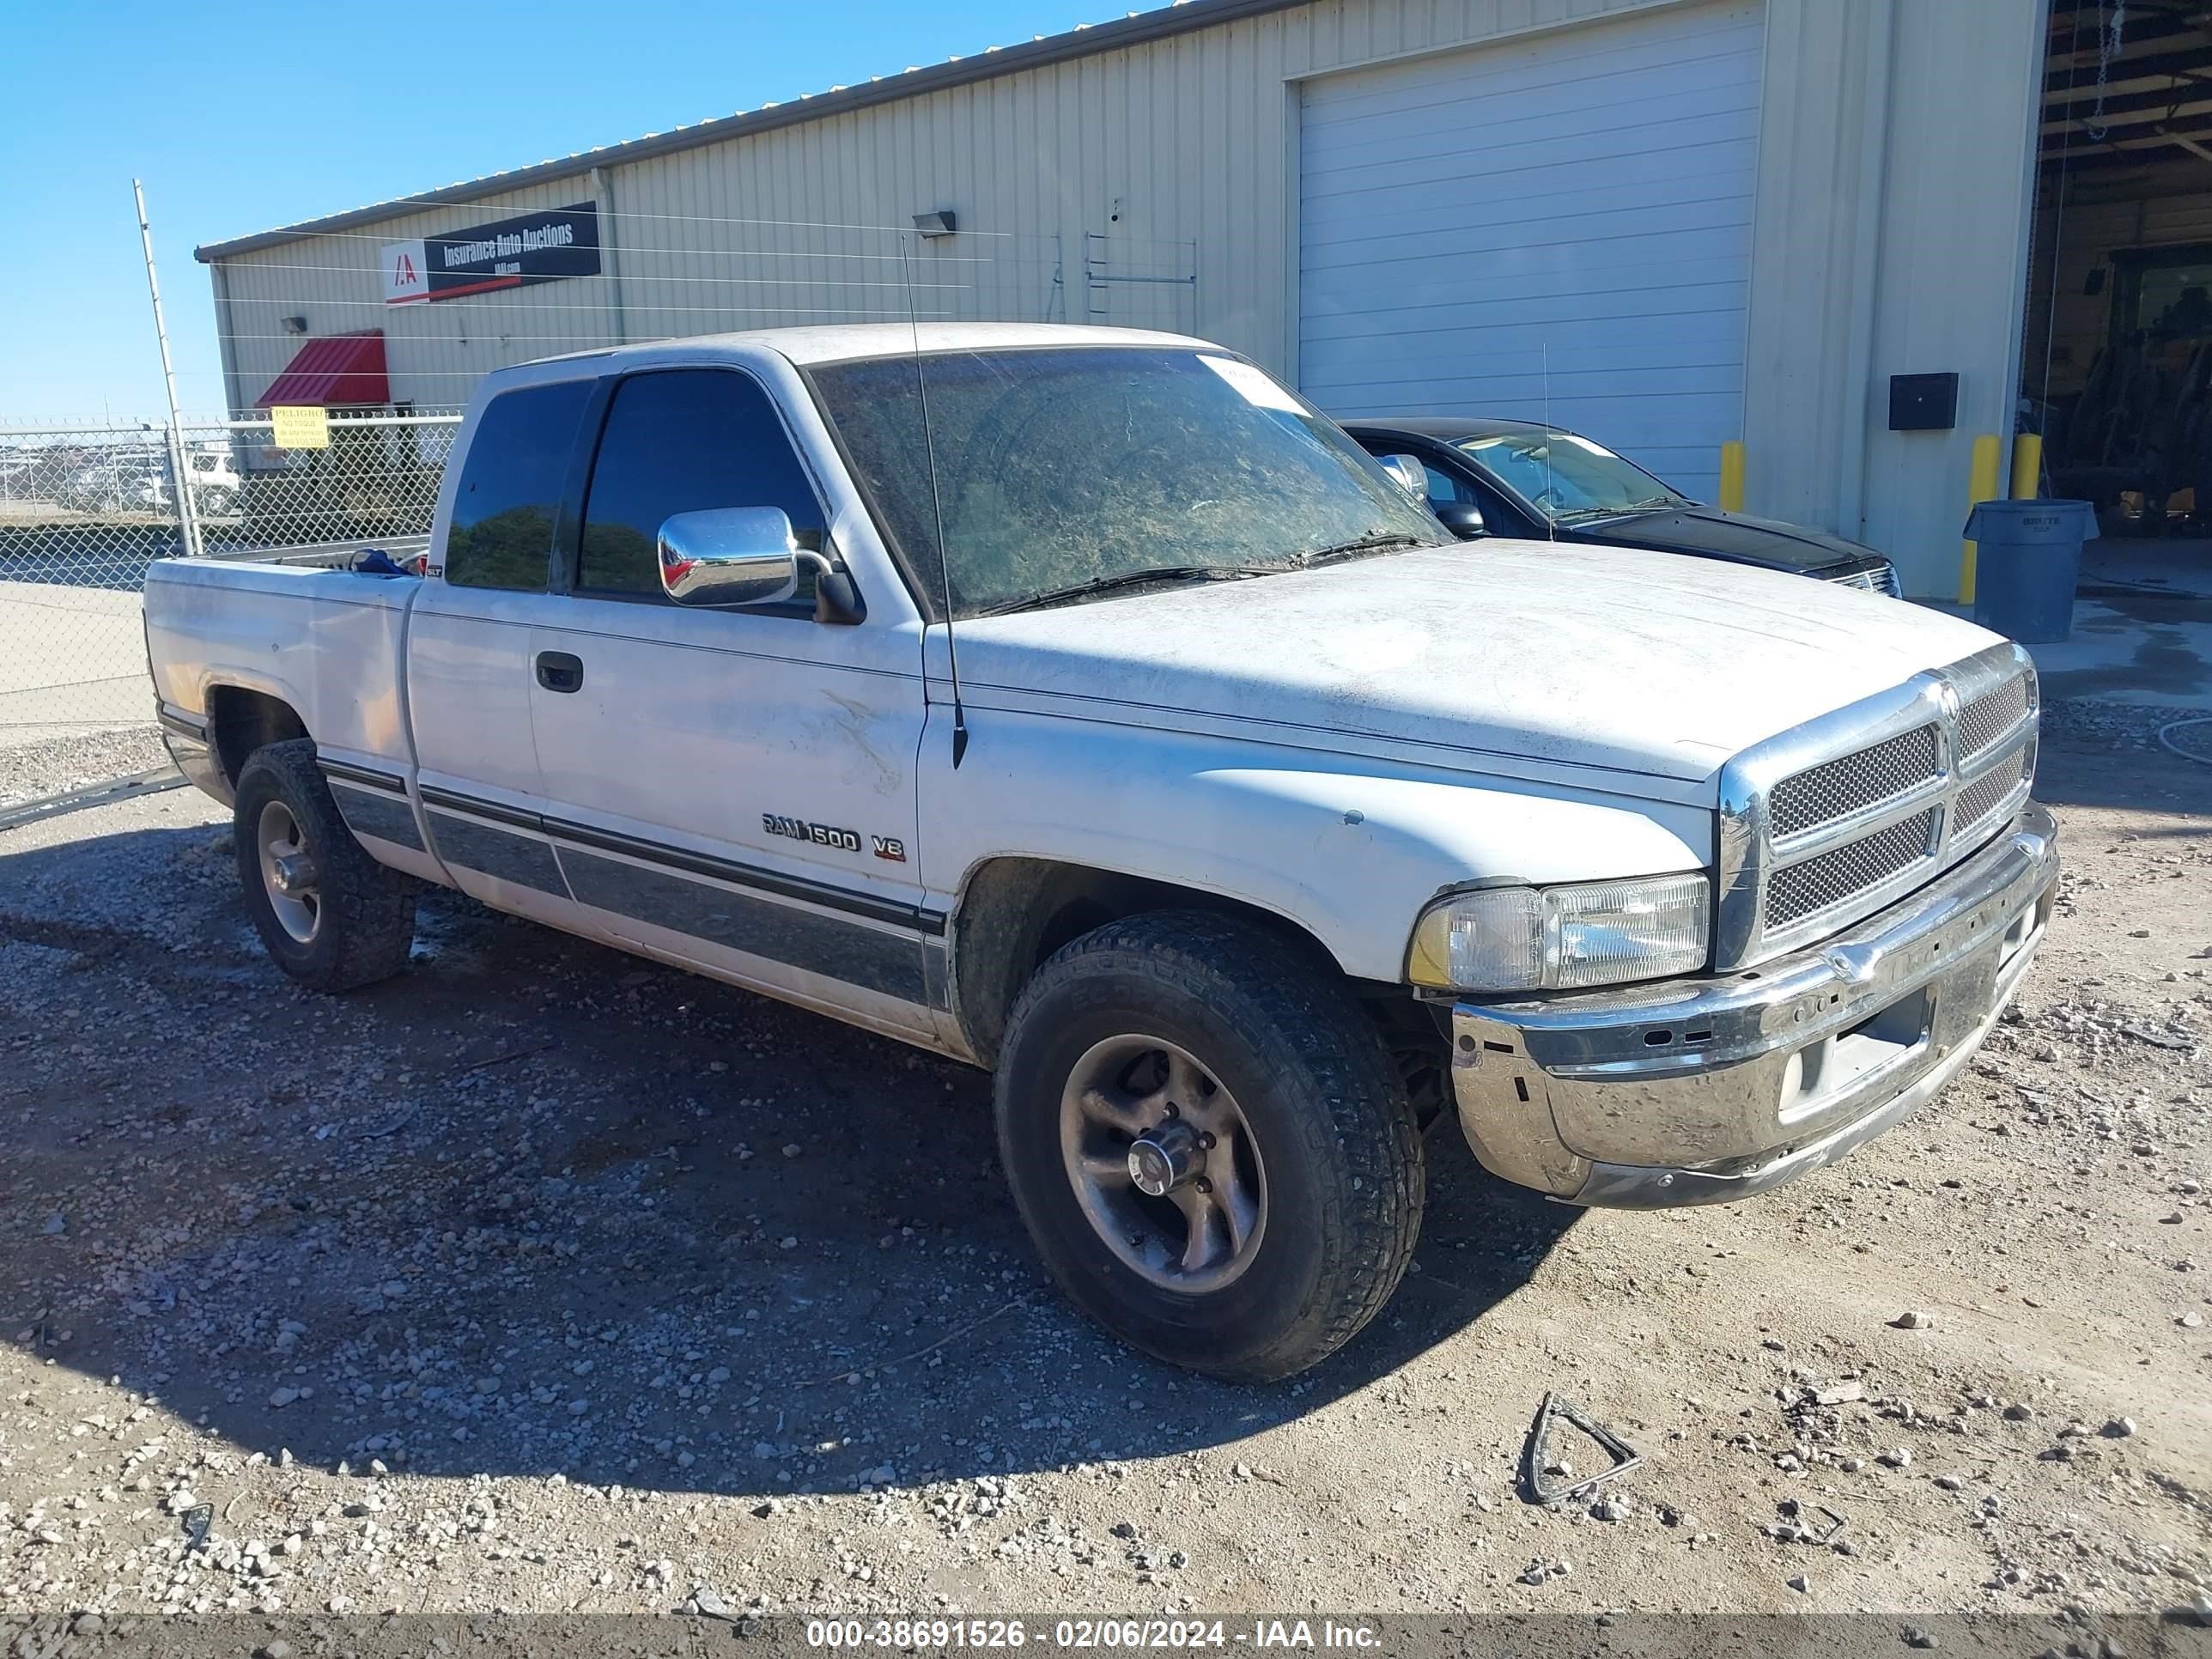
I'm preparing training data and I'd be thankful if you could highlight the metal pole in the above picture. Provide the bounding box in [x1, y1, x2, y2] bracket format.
[1960, 433, 2004, 605]
[1718, 440, 1747, 514]
[589, 166, 627, 345]
[134, 178, 203, 558]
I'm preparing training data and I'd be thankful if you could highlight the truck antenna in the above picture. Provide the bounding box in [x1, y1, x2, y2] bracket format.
[1541, 343, 1556, 543]
[902, 232, 968, 767]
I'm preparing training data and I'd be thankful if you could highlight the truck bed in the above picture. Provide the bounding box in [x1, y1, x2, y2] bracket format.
[200, 533, 431, 570]
[143, 550, 425, 784]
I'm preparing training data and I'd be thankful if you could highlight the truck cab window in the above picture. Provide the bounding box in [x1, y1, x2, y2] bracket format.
[445, 380, 591, 591]
[577, 369, 826, 602]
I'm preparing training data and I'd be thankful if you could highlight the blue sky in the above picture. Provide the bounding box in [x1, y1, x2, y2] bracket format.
[0, 0, 1101, 420]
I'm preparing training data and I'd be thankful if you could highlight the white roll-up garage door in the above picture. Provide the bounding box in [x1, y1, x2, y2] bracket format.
[1298, 3, 1763, 503]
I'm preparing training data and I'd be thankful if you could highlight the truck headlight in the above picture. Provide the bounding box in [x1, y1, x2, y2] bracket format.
[1406, 873, 1711, 993]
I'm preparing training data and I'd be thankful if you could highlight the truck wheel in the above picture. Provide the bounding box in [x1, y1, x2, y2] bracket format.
[995, 912, 1424, 1382]
[233, 738, 416, 993]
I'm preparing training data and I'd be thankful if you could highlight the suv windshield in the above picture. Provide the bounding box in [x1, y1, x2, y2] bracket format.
[809, 347, 1442, 618]
[1456, 430, 1688, 523]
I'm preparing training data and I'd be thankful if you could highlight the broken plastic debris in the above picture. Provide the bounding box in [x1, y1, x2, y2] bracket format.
[1523, 1391, 1642, 1507]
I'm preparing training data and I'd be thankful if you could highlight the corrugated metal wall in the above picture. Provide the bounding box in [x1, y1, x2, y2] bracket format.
[1858, 0, 2045, 594]
[210, 0, 1679, 413]
[213, 174, 615, 413]
[1741, 0, 2045, 596]
[210, 0, 2047, 593]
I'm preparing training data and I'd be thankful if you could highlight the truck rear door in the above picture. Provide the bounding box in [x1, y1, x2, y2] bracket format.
[521, 365, 938, 1042]
[405, 376, 594, 922]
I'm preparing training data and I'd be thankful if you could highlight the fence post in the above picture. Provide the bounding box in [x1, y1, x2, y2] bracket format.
[133, 179, 203, 559]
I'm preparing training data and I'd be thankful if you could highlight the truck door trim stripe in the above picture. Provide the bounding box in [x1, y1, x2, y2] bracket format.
[539, 813, 946, 936]
[158, 706, 210, 743]
[416, 784, 547, 834]
[330, 780, 427, 853]
[422, 808, 571, 897]
[407, 782, 944, 937]
[557, 848, 932, 1005]
[320, 758, 407, 795]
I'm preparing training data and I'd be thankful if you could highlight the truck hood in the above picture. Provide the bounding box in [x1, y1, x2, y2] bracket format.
[948, 542, 2002, 791]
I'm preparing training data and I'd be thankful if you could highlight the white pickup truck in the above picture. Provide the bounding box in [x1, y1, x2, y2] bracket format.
[144, 324, 2058, 1381]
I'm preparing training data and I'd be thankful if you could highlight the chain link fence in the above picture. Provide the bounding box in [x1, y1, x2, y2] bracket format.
[0, 413, 459, 751]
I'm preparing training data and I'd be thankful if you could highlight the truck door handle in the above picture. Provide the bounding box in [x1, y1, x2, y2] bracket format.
[535, 651, 584, 693]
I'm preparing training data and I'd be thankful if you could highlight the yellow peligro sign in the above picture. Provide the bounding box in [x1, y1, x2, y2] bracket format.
[270, 405, 330, 450]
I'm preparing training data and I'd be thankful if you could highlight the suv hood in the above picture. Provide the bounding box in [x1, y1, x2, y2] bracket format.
[950, 543, 1999, 792]
[1573, 506, 1890, 577]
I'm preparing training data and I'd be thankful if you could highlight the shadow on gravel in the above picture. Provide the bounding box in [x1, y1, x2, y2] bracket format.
[0, 821, 1573, 1504]
[2035, 719, 2212, 818]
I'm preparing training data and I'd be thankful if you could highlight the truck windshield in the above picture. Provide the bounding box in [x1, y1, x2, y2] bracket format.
[1456, 431, 1688, 522]
[809, 346, 1443, 619]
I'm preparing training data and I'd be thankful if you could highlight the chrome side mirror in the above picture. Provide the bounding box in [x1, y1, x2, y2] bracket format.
[658, 507, 802, 606]
[1376, 453, 1426, 497]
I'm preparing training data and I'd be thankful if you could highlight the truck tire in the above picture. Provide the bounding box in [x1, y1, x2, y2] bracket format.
[995, 911, 1424, 1382]
[233, 738, 416, 993]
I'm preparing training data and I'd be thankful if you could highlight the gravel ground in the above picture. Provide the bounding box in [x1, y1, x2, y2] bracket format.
[0, 726, 167, 808]
[1, 705, 2208, 1627]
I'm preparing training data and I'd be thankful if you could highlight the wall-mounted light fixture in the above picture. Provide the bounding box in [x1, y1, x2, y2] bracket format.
[912, 210, 957, 239]
[281, 315, 308, 335]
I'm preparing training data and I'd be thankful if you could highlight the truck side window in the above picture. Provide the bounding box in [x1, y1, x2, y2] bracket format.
[445, 380, 592, 592]
[577, 369, 826, 603]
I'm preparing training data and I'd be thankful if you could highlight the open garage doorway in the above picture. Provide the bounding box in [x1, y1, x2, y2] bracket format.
[2026, 0, 2212, 597]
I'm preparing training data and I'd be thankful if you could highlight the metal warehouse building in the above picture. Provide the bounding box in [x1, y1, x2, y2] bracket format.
[197, 0, 2209, 599]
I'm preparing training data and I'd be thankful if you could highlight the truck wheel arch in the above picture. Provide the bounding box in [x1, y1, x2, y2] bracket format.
[946, 856, 1356, 1068]
[206, 685, 308, 787]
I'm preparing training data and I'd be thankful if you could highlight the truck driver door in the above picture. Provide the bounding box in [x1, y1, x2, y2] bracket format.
[522, 365, 937, 1044]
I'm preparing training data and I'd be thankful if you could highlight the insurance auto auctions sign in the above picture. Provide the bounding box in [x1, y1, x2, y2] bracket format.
[381, 203, 600, 306]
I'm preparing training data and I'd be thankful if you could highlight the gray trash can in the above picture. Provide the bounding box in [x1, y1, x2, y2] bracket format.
[1964, 498, 2096, 644]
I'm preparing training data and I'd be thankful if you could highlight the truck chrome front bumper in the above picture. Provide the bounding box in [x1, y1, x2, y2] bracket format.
[1448, 803, 2059, 1208]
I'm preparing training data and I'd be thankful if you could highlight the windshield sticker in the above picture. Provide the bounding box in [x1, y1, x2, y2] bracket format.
[1199, 356, 1305, 415]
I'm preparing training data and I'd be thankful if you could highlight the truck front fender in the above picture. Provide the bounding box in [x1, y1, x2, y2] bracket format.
[928, 717, 1712, 987]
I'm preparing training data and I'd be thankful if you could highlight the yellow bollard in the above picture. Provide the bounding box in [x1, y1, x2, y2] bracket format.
[1960, 434, 2003, 605]
[1718, 441, 1746, 514]
[2010, 433, 2043, 500]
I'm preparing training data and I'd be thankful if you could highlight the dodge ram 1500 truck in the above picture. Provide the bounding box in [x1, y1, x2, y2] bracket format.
[144, 324, 2058, 1382]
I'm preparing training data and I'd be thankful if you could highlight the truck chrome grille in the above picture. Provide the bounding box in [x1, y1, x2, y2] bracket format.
[1954, 744, 2030, 843]
[1823, 567, 1903, 598]
[1959, 677, 2030, 757]
[1717, 642, 2039, 968]
[1765, 809, 1939, 927]
[1767, 724, 1940, 838]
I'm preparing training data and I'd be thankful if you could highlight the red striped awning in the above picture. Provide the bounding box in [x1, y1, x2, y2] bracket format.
[257, 330, 388, 409]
